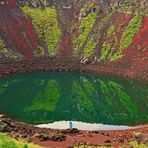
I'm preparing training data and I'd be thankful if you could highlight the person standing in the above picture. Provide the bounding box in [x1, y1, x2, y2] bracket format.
[69, 121, 73, 129]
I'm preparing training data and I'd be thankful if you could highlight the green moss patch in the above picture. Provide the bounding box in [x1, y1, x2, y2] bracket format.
[22, 6, 61, 56]
[101, 42, 123, 61]
[120, 15, 143, 50]
[83, 35, 97, 58]
[73, 7, 97, 55]
[109, 52, 124, 61]
[0, 133, 40, 148]
[101, 14, 143, 61]
[107, 25, 116, 37]
[101, 42, 111, 60]
[0, 38, 8, 57]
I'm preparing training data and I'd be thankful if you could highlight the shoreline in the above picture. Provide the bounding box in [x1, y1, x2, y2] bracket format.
[0, 115, 148, 147]
[36, 120, 148, 131]
[0, 58, 147, 83]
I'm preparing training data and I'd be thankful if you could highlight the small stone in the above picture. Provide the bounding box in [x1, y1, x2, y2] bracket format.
[33, 133, 40, 138]
[88, 134, 93, 137]
[62, 128, 79, 134]
[38, 133, 49, 141]
[0, 114, 4, 118]
[49, 133, 66, 142]
[67, 146, 74, 148]
[104, 139, 112, 143]
[118, 138, 124, 143]
[134, 132, 148, 144]
[21, 134, 28, 138]
[94, 131, 99, 134]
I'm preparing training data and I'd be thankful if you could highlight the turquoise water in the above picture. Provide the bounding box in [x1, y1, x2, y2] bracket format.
[0, 72, 147, 126]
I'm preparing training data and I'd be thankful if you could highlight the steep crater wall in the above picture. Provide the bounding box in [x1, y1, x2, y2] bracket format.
[0, 0, 148, 82]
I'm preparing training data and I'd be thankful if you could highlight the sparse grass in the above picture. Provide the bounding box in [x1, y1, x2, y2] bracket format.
[107, 25, 116, 37]
[0, 38, 8, 57]
[21, 6, 61, 56]
[129, 141, 148, 148]
[80, 3, 95, 14]
[74, 140, 148, 148]
[74, 10, 115, 58]
[83, 35, 97, 57]
[109, 52, 123, 61]
[73, 7, 97, 54]
[101, 42, 111, 60]
[120, 15, 143, 50]
[101, 42, 124, 61]
[0, 133, 41, 148]
[100, 14, 143, 61]
[120, 0, 148, 15]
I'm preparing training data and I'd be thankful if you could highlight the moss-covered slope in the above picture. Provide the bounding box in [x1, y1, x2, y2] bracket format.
[0, 0, 147, 78]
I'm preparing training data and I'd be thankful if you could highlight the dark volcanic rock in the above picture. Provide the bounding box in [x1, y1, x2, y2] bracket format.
[38, 133, 49, 141]
[49, 133, 66, 141]
[62, 128, 79, 135]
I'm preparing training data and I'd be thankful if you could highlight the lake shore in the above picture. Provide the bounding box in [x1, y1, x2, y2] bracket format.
[0, 57, 147, 83]
[0, 115, 148, 147]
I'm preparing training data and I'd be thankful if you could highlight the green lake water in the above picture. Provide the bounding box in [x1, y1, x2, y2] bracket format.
[0, 72, 147, 126]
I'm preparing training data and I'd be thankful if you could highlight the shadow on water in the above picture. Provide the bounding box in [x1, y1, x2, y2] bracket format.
[0, 72, 147, 126]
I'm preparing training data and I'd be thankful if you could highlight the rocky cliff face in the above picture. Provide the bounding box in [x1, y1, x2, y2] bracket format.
[0, 0, 147, 79]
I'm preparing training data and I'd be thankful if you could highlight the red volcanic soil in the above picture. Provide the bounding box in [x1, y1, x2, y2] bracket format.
[58, 34, 73, 57]
[124, 17, 148, 56]
[3, 0, 18, 8]
[104, 12, 133, 53]
[0, 0, 40, 60]
[25, 17, 40, 50]
[57, 5, 79, 57]
[113, 12, 132, 25]
[32, 128, 148, 148]
[0, 115, 148, 147]
[121, 17, 148, 79]
[132, 17, 148, 49]
[32, 132, 119, 147]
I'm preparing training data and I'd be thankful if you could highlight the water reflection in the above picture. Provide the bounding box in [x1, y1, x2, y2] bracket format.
[0, 72, 147, 126]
